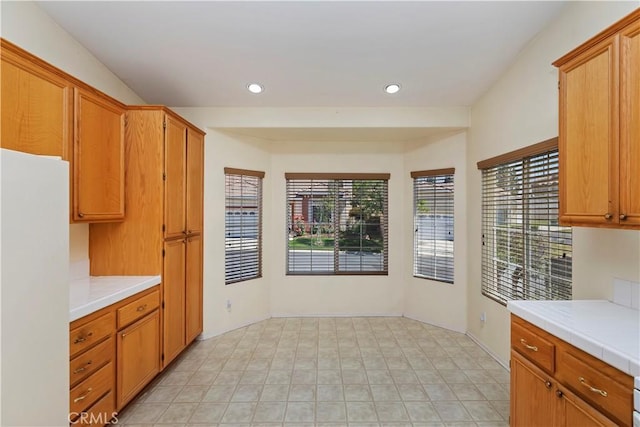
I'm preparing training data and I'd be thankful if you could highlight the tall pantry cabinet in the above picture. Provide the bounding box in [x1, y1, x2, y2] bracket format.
[90, 107, 204, 367]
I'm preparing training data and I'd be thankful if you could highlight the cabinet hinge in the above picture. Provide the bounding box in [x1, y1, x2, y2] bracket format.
[162, 224, 166, 232]
[558, 81, 560, 90]
[161, 353, 165, 362]
[162, 172, 166, 181]
[162, 301, 165, 309]
[163, 120, 166, 130]
[162, 248, 165, 257]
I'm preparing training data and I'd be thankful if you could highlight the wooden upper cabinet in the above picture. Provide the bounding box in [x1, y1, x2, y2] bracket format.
[186, 128, 204, 234]
[74, 87, 125, 222]
[1, 40, 71, 159]
[164, 115, 187, 239]
[619, 19, 640, 226]
[554, 9, 640, 229]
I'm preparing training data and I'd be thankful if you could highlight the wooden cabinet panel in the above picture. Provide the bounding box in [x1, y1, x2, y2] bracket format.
[70, 336, 114, 387]
[186, 129, 204, 234]
[70, 361, 114, 415]
[558, 384, 617, 427]
[511, 350, 557, 427]
[558, 35, 618, 225]
[78, 391, 116, 426]
[511, 319, 556, 374]
[186, 234, 203, 343]
[74, 87, 125, 222]
[164, 115, 187, 239]
[1, 42, 71, 159]
[163, 238, 186, 366]
[117, 290, 160, 329]
[117, 310, 160, 409]
[620, 19, 640, 226]
[70, 311, 115, 358]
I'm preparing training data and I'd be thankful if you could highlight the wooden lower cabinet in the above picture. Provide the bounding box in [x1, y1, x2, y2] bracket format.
[69, 285, 161, 425]
[511, 351, 557, 426]
[163, 238, 187, 366]
[510, 315, 632, 427]
[117, 310, 160, 408]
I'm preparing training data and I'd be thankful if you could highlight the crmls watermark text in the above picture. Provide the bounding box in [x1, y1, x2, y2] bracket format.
[68, 411, 118, 425]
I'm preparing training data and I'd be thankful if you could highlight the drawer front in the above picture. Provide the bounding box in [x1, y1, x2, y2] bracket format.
[69, 361, 114, 415]
[117, 290, 160, 329]
[70, 336, 114, 387]
[511, 320, 555, 373]
[71, 391, 116, 426]
[70, 312, 115, 358]
[557, 349, 632, 426]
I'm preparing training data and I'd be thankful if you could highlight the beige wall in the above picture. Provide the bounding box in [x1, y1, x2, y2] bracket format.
[403, 132, 468, 333]
[1, 1, 146, 264]
[466, 1, 640, 364]
[198, 130, 272, 338]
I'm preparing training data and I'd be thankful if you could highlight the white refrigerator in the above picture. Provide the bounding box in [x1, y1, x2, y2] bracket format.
[0, 148, 69, 426]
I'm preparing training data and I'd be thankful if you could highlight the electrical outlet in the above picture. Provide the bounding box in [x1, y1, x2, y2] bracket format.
[480, 312, 486, 322]
[226, 299, 232, 311]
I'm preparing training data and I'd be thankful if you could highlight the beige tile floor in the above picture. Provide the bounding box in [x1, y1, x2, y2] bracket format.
[115, 317, 510, 427]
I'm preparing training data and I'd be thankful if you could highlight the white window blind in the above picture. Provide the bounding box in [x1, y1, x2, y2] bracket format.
[480, 145, 572, 305]
[285, 173, 389, 275]
[225, 168, 264, 284]
[412, 169, 454, 283]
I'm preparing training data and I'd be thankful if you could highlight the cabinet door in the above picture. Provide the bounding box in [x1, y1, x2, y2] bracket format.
[558, 35, 619, 226]
[117, 310, 160, 409]
[557, 384, 617, 427]
[511, 350, 557, 426]
[1, 46, 71, 159]
[163, 238, 186, 367]
[186, 129, 204, 235]
[74, 87, 125, 222]
[620, 20, 640, 226]
[164, 115, 187, 239]
[185, 234, 203, 344]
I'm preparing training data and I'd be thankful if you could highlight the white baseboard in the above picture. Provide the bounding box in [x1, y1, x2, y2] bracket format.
[466, 331, 510, 371]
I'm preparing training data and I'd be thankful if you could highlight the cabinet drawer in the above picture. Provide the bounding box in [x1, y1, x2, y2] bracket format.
[511, 319, 555, 373]
[70, 361, 114, 416]
[117, 290, 160, 329]
[70, 391, 116, 426]
[70, 336, 114, 387]
[70, 312, 115, 358]
[557, 348, 632, 426]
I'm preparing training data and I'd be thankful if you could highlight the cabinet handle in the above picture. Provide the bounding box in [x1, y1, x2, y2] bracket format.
[77, 212, 84, 218]
[604, 213, 613, 220]
[74, 332, 93, 344]
[73, 388, 93, 403]
[520, 339, 538, 352]
[620, 214, 627, 221]
[545, 380, 552, 389]
[73, 360, 92, 374]
[556, 389, 563, 398]
[579, 377, 608, 397]
[136, 304, 148, 312]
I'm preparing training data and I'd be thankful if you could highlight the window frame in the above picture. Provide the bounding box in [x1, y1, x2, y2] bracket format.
[411, 168, 455, 284]
[224, 167, 265, 285]
[285, 172, 390, 276]
[478, 138, 572, 305]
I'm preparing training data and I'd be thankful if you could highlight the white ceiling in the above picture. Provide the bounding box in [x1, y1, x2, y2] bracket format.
[36, 1, 566, 108]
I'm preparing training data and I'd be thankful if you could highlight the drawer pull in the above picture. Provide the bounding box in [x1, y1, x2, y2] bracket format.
[579, 377, 608, 397]
[136, 304, 148, 312]
[73, 387, 93, 403]
[520, 339, 538, 351]
[74, 332, 93, 344]
[545, 380, 552, 389]
[73, 360, 92, 374]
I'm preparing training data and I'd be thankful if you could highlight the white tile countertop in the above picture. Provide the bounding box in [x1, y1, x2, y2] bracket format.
[70, 275, 161, 322]
[507, 300, 640, 377]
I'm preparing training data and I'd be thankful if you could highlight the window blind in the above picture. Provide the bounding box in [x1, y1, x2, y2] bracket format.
[285, 174, 389, 275]
[225, 168, 264, 284]
[412, 169, 454, 283]
[480, 148, 572, 305]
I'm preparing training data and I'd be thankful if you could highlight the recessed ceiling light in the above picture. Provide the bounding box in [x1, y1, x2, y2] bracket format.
[247, 83, 264, 94]
[384, 83, 401, 94]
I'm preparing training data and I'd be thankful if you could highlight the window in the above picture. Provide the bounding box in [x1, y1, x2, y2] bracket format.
[286, 173, 389, 275]
[412, 168, 455, 283]
[225, 167, 264, 284]
[478, 139, 572, 305]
